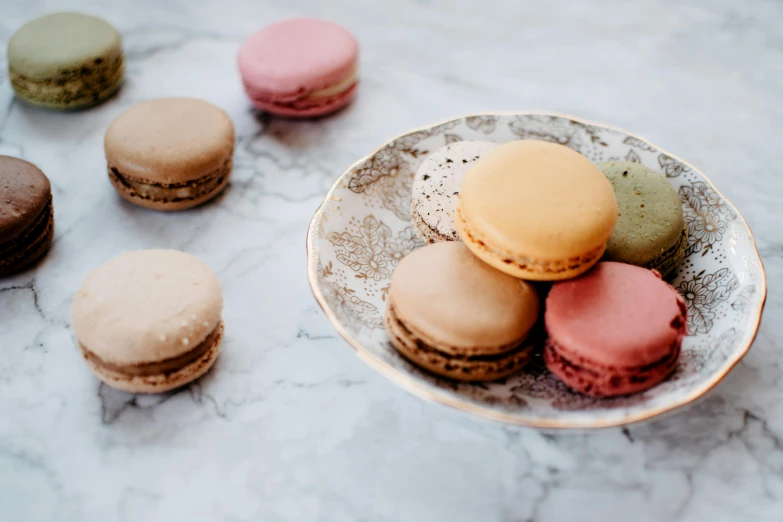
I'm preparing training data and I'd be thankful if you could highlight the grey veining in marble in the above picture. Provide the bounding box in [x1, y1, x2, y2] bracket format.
[1, 0, 782, 520]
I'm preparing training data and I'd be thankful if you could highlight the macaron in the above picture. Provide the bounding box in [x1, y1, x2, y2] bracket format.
[104, 98, 235, 211]
[72, 250, 224, 393]
[544, 262, 687, 397]
[238, 18, 359, 118]
[456, 140, 618, 281]
[386, 242, 540, 382]
[598, 161, 688, 278]
[7, 12, 124, 110]
[411, 141, 497, 243]
[0, 156, 54, 276]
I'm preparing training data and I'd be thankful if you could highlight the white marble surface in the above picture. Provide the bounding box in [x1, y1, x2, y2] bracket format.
[0, 0, 781, 520]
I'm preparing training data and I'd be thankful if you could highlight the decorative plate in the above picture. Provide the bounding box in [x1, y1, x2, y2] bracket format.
[306, 112, 766, 429]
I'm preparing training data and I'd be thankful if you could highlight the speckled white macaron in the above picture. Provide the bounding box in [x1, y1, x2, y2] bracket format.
[410, 141, 497, 243]
[72, 249, 224, 393]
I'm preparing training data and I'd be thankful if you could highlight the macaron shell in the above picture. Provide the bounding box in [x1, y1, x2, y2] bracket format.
[599, 161, 687, 274]
[238, 18, 358, 95]
[72, 250, 223, 365]
[389, 242, 539, 353]
[104, 98, 235, 184]
[458, 140, 617, 260]
[545, 262, 687, 368]
[411, 141, 498, 243]
[80, 321, 223, 393]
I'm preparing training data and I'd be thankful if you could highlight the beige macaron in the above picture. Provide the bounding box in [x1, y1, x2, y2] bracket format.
[72, 250, 224, 393]
[386, 242, 540, 382]
[104, 98, 235, 211]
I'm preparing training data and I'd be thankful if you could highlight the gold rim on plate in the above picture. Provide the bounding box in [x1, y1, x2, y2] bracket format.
[306, 111, 767, 429]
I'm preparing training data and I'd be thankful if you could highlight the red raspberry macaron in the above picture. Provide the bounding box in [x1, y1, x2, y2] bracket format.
[544, 262, 687, 397]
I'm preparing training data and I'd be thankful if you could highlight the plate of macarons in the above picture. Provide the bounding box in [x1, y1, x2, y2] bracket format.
[308, 112, 767, 429]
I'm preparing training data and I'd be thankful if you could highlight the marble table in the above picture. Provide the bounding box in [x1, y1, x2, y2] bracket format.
[1, 1, 781, 520]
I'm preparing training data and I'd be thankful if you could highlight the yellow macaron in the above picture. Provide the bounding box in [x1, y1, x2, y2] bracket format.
[456, 140, 617, 281]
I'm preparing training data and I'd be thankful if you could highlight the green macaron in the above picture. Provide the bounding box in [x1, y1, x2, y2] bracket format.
[598, 161, 688, 278]
[7, 12, 125, 110]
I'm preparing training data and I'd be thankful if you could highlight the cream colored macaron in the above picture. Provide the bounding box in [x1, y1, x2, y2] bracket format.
[385, 242, 540, 382]
[456, 140, 618, 280]
[72, 250, 224, 393]
[410, 140, 498, 243]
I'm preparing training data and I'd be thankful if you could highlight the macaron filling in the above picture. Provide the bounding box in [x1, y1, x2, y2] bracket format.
[386, 302, 534, 379]
[9, 55, 124, 108]
[456, 207, 605, 276]
[79, 321, 223, 378]
[246, 80, 358, 113]
[0, 196, 54, 273]
[301, 66, 358, 100]
[108, 158, 232, 204]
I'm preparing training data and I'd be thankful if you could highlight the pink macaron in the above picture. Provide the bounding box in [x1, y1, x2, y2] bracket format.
[544, 262, 687, 397]
[238, 18, 359, 118]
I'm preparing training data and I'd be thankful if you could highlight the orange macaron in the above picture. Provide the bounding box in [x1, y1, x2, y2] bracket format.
[456, 140, 618, 281]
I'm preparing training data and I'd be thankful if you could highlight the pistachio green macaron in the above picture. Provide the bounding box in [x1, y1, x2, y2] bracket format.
[598, 161, 688, 278]
[8, 12, 124, 110]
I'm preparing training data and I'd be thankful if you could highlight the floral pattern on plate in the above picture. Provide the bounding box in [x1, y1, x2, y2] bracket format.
[307, 112, 766, 428]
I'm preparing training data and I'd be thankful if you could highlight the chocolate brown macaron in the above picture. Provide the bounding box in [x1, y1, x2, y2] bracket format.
[0, 156, 54, 276]
[104, 98, 235, 211]
[386, 242, 540, 382]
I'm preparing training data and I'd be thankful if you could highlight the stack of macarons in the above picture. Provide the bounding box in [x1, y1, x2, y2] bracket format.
[388, 139, 689, 397]
[3, 12, 360, 394]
